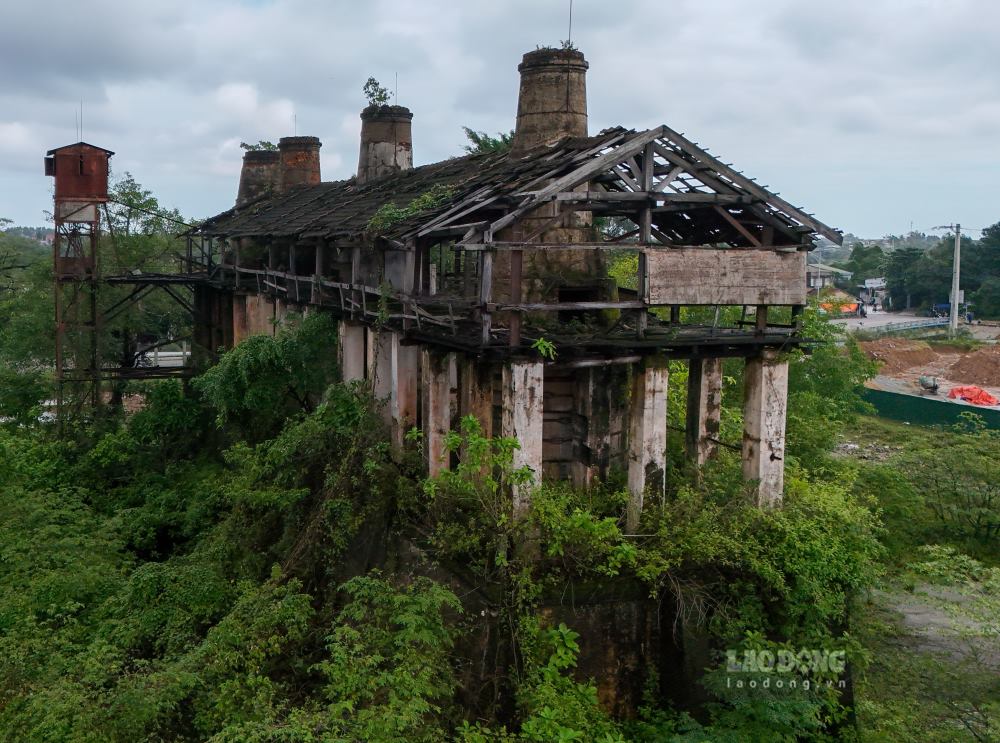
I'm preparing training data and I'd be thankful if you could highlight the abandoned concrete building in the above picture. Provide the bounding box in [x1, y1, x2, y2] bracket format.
[188, 47, 842, 522]
[57, 47, 841, 524]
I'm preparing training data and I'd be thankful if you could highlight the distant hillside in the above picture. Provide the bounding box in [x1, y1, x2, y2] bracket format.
[3, 226, 49, 242]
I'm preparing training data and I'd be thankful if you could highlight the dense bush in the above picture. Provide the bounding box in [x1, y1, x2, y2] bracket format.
[0, 309, 893, 741]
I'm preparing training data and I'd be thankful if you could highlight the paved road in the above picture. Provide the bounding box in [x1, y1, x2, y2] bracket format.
[832, 310, 926, 331]
[833, 311, 998, 340]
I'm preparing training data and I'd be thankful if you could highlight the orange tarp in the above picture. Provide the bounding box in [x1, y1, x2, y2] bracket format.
[947, 386, 1000, 406]
[821, 302, 858, 313]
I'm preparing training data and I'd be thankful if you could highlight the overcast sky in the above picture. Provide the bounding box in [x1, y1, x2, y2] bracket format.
[2, 0, 997, 238]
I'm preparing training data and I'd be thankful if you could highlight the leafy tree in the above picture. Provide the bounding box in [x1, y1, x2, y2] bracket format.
[193, 312, 339, 441]
[239, 140, 277, 151]
[897, 427, 1000, 543]
[313, 574, 463, 742]
[883, 245, 924, 309]
[462, 126, 515, 154]
[363, 77, 392, 107]
[0, 366, 47, 427]
[836, 241, 884, 282]
[973, 276, 1000, 318]
[784, 300, 877, 462]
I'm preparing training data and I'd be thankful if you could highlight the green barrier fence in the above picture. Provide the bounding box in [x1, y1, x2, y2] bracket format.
[864, 388, 1000, 430]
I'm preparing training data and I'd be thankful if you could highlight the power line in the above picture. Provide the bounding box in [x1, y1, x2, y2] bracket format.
[106, 198, 195, 229]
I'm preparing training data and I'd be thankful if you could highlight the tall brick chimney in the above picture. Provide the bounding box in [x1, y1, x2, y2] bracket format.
[277, 136, 322, 192]
[357, 105, 413, 185]
[511, 48, 588, 155]
[236, 150, 280, 206]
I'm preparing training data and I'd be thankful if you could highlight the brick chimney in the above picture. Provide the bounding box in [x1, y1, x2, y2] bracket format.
[357, 105, 413, 185]
[277, 136, 322, 192]
[236, 150, 280, 206]
[511, 48, 588, 156]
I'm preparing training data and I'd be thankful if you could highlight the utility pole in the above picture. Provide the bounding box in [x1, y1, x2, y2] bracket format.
[949, 224, 961, 336]
[934, 223, 962, 336]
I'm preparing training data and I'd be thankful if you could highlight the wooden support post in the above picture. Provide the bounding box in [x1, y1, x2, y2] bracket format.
[509, 248, 522, 347]
[313, 243, 324, 304]
[791, 304, 804, 330]
[626, 357, 668, 532]
[742, 349, 789, 507]
[502, 360, 544, 518]
[350, 247, 361, 319]
[462, 247, 474, 297]
[636, 251, 648, 338]
[685, 357, 723, 466]
[480, 250, 494, 345]
[755, 305, 768, 334]
[422, 349, 455, 477]
[338, 321, 366, 382]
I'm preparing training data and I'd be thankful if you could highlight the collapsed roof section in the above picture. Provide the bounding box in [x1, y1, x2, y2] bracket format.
[196, 125, 842, 248]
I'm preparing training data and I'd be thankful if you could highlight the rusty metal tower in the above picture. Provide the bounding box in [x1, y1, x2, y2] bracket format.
[45, 141, 114, 416]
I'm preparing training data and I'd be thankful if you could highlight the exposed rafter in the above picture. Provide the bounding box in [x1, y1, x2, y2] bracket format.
[196, 125, 842, 249]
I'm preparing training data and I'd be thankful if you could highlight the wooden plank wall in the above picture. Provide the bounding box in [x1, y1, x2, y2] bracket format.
[645, 249, 806, 306]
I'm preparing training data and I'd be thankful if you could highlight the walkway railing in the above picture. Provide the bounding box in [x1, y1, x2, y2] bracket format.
[860, 318, 949, 337]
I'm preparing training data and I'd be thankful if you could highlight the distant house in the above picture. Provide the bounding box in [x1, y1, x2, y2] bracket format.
[807, 262, 852, 292]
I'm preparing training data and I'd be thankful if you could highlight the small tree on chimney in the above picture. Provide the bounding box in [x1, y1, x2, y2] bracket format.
[240, 140, 278, 151]
[363, 78, 391, 107]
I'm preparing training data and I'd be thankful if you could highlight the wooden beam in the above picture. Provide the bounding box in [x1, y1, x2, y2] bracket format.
[714, 206, 762, 247]
[658, 124, 843, 244]
[489, 128, 664, 234]
[653, 164, 684, 192]
[423, 220, 490, 237]
[492, 300, 647, 312]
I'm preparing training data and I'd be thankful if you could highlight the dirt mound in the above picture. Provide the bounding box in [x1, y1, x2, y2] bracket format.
[860, 339, 937, 375]
[947, 346, 1000, 387]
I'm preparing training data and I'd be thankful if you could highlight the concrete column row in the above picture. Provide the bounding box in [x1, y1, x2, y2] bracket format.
[334, 322, 789, 528]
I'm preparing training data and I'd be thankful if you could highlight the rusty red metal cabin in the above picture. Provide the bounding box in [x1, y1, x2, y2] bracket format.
[45, 142, 114, 202]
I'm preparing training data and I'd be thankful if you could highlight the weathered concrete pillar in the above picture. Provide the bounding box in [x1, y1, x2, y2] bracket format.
[502, 361, 544, 518]
[396, 345, 419, 441]
[365, 327, 376, 380]
[232, 294, 249, 345]
[338, 321, 366, 382]
[244, 294, 275, 336]
[372, 330, 419, 448]
[459, 357, 494, 441]
[742, 349, 789, 507]
[685, 357, 723, 467]
[627, 357, 669, 532]
[274, 298, 289, 328]
[573, 366, 627, 488]
[422, 349, 455, 477]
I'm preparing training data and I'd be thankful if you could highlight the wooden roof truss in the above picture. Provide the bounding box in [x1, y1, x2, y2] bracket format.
[412, 125, 842, 249]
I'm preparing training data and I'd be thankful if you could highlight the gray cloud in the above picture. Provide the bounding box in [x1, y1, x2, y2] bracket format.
[1, 0, 997, 237]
